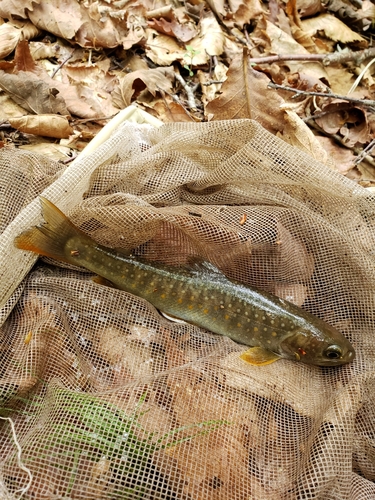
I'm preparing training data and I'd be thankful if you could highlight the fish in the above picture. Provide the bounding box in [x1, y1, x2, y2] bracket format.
[14, 197, 355, 367]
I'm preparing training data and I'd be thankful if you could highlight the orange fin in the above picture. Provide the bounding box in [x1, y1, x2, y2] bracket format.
[240, 347, 281, 366]
[14, 197, 85, 263]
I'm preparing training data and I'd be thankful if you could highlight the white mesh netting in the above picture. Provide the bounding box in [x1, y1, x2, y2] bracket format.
[1, 118, 375, 499]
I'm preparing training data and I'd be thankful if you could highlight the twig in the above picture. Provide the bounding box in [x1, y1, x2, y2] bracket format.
[51, 50, 75, 79]
[348, 56, 375, 94]
[0, 417, 33, 499]
[174, 68, 197, 110]
[202, 80, 226, 86]
[72, 114, 118, 124]
[354, 138, 375, 165]
[250, 53, 326, 64]
[268, 82, 375, 109]
[249, 46, 375, 66]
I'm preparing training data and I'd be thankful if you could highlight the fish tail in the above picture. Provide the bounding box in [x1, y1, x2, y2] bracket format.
[14, 197, 85, 262]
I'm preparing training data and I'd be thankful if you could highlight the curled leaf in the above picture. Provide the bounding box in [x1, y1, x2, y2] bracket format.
[9, 114, 73, 139]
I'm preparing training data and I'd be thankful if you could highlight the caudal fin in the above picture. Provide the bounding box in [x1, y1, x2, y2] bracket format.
[14, 197, 84, 263]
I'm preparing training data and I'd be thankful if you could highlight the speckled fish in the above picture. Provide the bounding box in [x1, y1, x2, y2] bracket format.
[14, 198, 355, 367]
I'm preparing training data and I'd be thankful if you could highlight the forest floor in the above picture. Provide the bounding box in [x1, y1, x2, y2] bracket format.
[0, 0, 375, 185]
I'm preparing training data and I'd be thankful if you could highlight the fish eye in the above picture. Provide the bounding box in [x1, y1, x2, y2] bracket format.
[324, 345, 342, 359]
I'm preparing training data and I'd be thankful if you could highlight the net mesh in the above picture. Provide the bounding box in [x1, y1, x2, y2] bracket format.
[1, 118, 375, 499]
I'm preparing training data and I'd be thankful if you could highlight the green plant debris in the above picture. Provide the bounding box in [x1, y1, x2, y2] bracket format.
[183, 45, 201, 76]
[3, 385, 228, 498]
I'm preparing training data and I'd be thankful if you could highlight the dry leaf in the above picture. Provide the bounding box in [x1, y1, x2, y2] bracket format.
[0, 71, 69, 115]
[296, 0, 323, 17]
[149, 99, 193, 122]
[0, 92, 28, 118]
[0, 23, 22, 59]
[145, 30, 186, 66]
[121, 13, 147, 50]
[279, 106, 333, 166]
[301, 13, 367, 46]
[228, 0, 264, 27]
[199, 11, 225, 56]
[148, 17, 197, 43]
[206, 0, 226, 18]
[198, 62, 228, 107]
[9, 114, 73, 139]
[315, 102, 370, 146]
[119, 66, 175, 107]
[0, 0, 36, 19]
[26, 0, 128, 49]
[263, 20, 328, 79]
[315, 136, 356, 175]
[206, 53, 286, 134]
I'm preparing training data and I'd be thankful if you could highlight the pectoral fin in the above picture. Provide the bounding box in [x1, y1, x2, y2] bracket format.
[160, 311, 188, 324]
[240, 347, 281, 366]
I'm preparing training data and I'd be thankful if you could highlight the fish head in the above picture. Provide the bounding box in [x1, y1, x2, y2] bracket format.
[279, 322, 355, 366]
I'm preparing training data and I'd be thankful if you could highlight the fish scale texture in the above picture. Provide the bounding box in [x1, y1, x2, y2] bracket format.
[0, 119, 374, 499]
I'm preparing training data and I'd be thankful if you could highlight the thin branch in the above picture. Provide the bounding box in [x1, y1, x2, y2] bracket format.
[51, 50, 75, 79]
[249, 46, 375, 66]
[174, 68, 197, 110]
[354, 138, 375, 165]
[268, 82, 375, 109]
[72, 114, 118, 124]
[250, 53, 326, 64]
[202, 80, 226, 86]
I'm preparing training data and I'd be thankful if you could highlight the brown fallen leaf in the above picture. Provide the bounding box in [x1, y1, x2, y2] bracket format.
[0, 70, 69, 115]
[199, 10, 225, 56]
[0, 23, 22, 59]
[206, 52, 286, 134]
[296, 0, 323, 17]
[8, 114, 73, 139]
[260, 18, 328, 79]
[145, 29, 186, 66]
[279, 107, 333, 166]
[118, 67, 175, 108]
[148, 17, 197, 43]
[314, 101, 370, 147]
[0, 0, 36, 19]
[25, 0, 128, 49]
[150, 99, 194, 122]
[315, 136, 356, 175]
[286, 0, 317, 53]
[301, 13, 367, 47]
[198, 62, 228, 108]
[227, 0, 264, 28]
